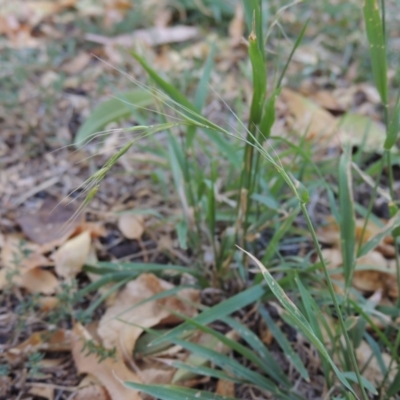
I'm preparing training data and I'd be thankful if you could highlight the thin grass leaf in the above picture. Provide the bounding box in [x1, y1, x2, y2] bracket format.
[169, 311, 288, 386]
[172, 360, 245, 385]
[259, 89, 279, 140]
[124, 382, 238, 400]
[358, 211, 400, 257]
[81, 277, 130, 318]
[338, 148, 356, 289]
[194, 44, 215, 111]
[295, 276, 332, 386]
[242, 0, 264, 55]
[276, 19, 309, 89]
[150, 284, 266, 346]
[74, 89, 153, 146]
[384, 94, 400, 150]
[363, 0, 388, 105]
[239, 247, 355, 394]
[248, 22, 267, 125]
[171, 338, 287, 397]
[259, 307, 309, 381]
[132, 53, 197, 113]
[386, 370, 400, 398]
[261, 207, 300, 263]
[222, 316, 290, 386]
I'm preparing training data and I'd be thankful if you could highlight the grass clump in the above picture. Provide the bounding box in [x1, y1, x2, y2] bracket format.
[71, 1, 400, 399]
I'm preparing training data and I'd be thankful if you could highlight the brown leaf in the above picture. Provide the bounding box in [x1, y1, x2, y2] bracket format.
[356, 341, 397, 386]
[72, 323, 142, 400]
[62, 52, 91, 74]
[281, 88, 386, 151]
[229, 3, 244, 47]
[1, 235, 49, 271]
[6, 330, 71, 365]
[98, 273, 199, 362]
[85, 25, 199, 48]
[73, 383, 111, 400]
[118, 214, 145, 240]
[51, 231, 91, 279]
[16, 196, 83, 246]
[216, 380, 235, 397]
[18, 268, 59, 295]
[28, 384, 54, 400]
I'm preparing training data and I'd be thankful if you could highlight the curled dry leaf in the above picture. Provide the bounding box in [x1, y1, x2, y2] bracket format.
[356, 341, 397, 385]
[86, 25, 199, 48]
[0, 235, 57, 294]
[28, 385, 54, 400]
[1, 235, 49, 271]
[98, 273, 199, 362]
[118, 214, 145, 240]
[321, 248, 397, 298]
[317, 217, 394, 255]
[16, 196, 84, 248]
[72, 323, 141, 400]
[73, 383, 111, 400]
[281, 88, 386, 151]
[5, 330, 71, 365]
[51, 231, 91, 279]
[18, 268, 59, 295]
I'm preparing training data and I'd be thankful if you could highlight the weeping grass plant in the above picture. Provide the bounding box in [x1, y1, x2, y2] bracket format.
[72, 0, 400, 398]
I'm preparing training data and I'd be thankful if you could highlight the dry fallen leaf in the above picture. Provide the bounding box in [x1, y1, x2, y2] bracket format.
[216, 379, 235, 397]
[6, 330, 71, 365]
[86, 25, 199, 48]
[118, 214, 145, 240]
[51, 231, 91, 279]
[16, 196, 84, 246]
[281, 88, 386, 151]
[0, 235, 58, 294]
[98, 273, 199, 363]
[72, 323, 142, 400]
[229, 3, 244, 47]
[18, 268, 59, 295]
[28, 384, 54, 400]
[62, 52, 92, 74]
[356, 341, 397, 385]
[73, 383, 111, 400]
[321, 248, 397, 298]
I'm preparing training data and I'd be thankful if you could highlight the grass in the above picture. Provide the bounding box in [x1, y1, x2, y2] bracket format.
[4, 0, 400, 399]
[69, 0, 400, 397]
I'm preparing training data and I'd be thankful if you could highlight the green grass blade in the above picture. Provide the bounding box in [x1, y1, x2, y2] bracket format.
[172, 360, 244, 385]
[276, 19, 309, 89]
[222, 316, 290, 386]
[338, 148, 356, 289]
[386, 370, 400, 398]
[259, 89, 279, 140]
[124, 382, 238, 400]
[242, 0, 264, 54]
[150, 284, 266, 346]
[74, 89, 153, 146]
[248, 17, 267, 125]
[132, 52, 197, 113]
[295, 276, 332, 385]
[170, 312, 289, 387]
[261, 207, 300, 263]
[358, 211, 400, 257]
[259, 307, 309, 382]
[384, 94, 400, 150]
[239, 247, 355, 394]
[194, 44, 215, 112]
[363, 0, 388, 105]
[171, 338, 286, 397]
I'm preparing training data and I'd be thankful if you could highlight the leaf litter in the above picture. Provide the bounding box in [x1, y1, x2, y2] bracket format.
[1, 0, 400, 399]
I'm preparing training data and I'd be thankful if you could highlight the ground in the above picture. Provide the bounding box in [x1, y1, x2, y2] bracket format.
[1, 1, 400, 399]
